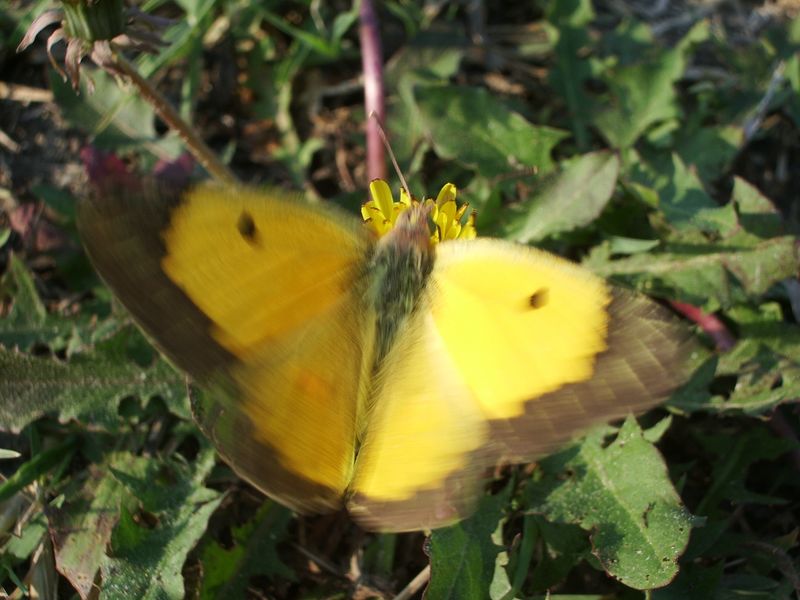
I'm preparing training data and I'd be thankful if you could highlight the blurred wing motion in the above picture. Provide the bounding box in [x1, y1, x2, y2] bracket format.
[78, 183, 375, 512]
[349, 239, 690, 531]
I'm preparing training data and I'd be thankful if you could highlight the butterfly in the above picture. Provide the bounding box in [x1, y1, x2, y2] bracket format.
[77, 176, 691, 532]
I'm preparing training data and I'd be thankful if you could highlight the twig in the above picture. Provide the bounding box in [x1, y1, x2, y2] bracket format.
[743, 60, 787, 143]
[0, 129, 21, 153]
[359, 0, 386, 181]
[107, 48, 237, 184]
[393, 564, 430, 600]
[0, 82, 54, 103]
[670, 301, 736, 351]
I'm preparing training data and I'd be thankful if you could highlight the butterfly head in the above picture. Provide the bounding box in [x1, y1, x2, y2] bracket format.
[362, 179, 477, 244]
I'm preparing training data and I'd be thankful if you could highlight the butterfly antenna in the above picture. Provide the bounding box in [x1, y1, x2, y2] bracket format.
[370, 111, 411, 199]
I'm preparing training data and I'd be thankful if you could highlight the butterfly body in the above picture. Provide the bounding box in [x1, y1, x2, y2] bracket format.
[78, 180, 691, 532]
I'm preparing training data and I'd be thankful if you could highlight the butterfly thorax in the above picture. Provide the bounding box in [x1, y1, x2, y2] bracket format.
[369, 204, 435, 364]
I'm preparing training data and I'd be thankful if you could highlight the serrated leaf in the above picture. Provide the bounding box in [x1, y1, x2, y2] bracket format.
[530, 418, 692, 590]
[50, 453, 138, 599]
[674, 125, 743, 184]
[416, 85, 568, 177]
[585, 236, 799, 310]
[199, 500, 295, 599]
[427, 487, 510, 599]
[546, 0, 596, 148]
[658, 154, 737, 234]
[0, 330, 188, 432]
[503, 151, 620, 243]
[100, 450, 221, 600]
[731, 177, 786, 239]
[0, 255, 80, 351]
[594, 22, 708, 148]
[50, 69, 158, 151]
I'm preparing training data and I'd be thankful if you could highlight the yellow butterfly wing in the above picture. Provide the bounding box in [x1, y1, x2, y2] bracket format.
[349, 238, 689, 531]
[78, 183, 375, 512]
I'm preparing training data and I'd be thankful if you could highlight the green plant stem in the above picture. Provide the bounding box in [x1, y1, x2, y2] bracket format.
[110, 48, 238, 184]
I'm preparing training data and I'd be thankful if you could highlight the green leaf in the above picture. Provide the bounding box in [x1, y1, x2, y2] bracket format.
[653, 153, 735, 235]
[4, 510, 49, 563]
[503, 151, 620, 243]
[50, 69, 159, 152]
[674, 125, 743, 184]
[546, 0, 596, 148]
[199, 501, 295, 598]
[100, 450, 222, 600]
[693, 426, 796, 517]
[2, 253, 46, 330]
[416, 85, 568, 178]
[50, 453, 138, 599]
[427, 488, 510, 599]
[0, 329, 188, 432]
[530, 418, 692, 590]
[702, 304, 800, 414]
[594, 22, 708, 148]
[0, 438, 77, 504]
[0, 255, 78, 352]
[585, 235, 799, 310]
[731, 176, 786, 239]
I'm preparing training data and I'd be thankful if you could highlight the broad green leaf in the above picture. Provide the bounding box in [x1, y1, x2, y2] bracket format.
[503, 151, 620, 243]
[50, 69, 160, 153]
[199, 501, 295, 599]
[731, 176, 786, 239]
[416, 85, 568, 177]
[427, 487, 510, 599]
[594, 22, 708, 148]
[655, 154, 735, 235]
[386, 30, 466, 166]
[0, 329, 188, 432]
[100, 450, 222, 600]
[546, 0, 596, 148]
[530, 418, 692, 589]
[50, 454, 138, 599]
[585, 235, 799, 310]
[674, 125, 743, 184]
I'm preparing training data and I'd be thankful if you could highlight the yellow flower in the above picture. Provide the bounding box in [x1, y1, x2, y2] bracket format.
[425, 183, 477, 243]
[362, 179, 476, 243]
[361, 179, 412, 237]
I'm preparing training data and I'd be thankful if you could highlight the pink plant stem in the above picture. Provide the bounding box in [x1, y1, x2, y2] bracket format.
[670, 301, 737, 352]
[359, 0, 386, 182]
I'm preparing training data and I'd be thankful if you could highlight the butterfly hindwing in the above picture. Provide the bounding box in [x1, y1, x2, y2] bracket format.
[79, 182, 375, 512]
[348, 302, 489, 531]
[349, 238, 689, 530]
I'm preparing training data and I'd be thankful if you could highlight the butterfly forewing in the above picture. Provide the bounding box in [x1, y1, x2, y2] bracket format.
[79, 182, 376, 512]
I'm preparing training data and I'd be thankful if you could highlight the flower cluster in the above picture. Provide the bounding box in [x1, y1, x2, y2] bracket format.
[362, 179, 477, 243]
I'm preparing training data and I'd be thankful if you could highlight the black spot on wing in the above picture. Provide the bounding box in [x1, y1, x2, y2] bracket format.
[237, 210, 260, 245]
[528, 288, 549, 309]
